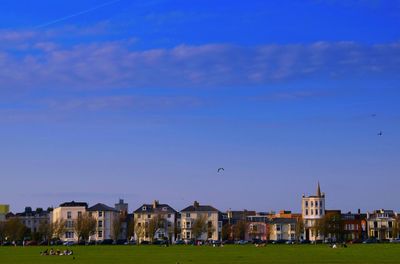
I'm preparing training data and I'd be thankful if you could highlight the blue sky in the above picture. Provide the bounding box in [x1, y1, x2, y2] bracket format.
[0, 0, 399, 213]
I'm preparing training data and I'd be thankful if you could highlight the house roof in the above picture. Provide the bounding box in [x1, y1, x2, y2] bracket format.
[59, 201, 88, 208]
[134, 203, 177, 214]
[88, 203, 118, 212]
[15, 207, 50, 217]
[181, 205, 220, 213]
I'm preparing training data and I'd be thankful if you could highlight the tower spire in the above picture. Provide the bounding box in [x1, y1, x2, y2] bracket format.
[317, 181, 321, 197]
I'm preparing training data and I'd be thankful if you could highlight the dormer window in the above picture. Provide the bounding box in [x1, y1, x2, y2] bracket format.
[162, 207, 167, 211]
[142, 206, 147, 211]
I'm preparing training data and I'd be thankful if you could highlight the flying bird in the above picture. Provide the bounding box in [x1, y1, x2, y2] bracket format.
[377, 131, 383, 136]
[217, 168, 224, 173]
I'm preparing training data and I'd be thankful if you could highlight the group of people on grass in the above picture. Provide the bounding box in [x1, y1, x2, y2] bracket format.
[40, 248, 74, 256]
[330, 242, 348, 249]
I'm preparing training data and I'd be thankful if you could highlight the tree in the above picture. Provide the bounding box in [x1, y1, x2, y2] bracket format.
[38, 220, 54, 244]
[74, 213, 96, 243]
[191, 214, 208, 240]
[0, 221, 6, 243]
[315, 213, 342, 242]
[233, 220, 248, 241]
[53, 219, 66, 240]
[221, 223, 232, 241]
[4, 218, 27, 242]
[134, 221, 145, 244]
[392, 216, 400, 239]
[147, 214, 164, 242]
[112, 215, 122, 241]
[295, 219, 304, 241]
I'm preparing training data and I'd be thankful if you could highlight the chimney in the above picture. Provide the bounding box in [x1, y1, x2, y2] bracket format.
[193, 201, 200, 208]
[153, 200, 159, 209]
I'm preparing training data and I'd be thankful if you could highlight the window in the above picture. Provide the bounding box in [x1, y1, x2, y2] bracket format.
[66, 220, 74, 228]
[311, 201, 314, 207]
[374, 221, 378, 228]
[305, 201, 308, 207]
[186, 222, 191, 228]
[99, 211, 103, 217]
[147, 214, 151, 219]
[311, 209, 314, 215]
[78, 211, 82, 218]
[186, 232, 191, 239]
[208, 212, 211, 217]
[142, 206, 147, 211]
[389, 221, 393, 228]
[320, 201, 323, 207]
[98, 220, 103, 228]
[320, 209, 322, 215]
[167, 222, 171, 228]
[138, 223, 141, 227]
[98, 231, 103, 237]
[305, 209, 308, 216]
[138, 214, 141, 219]
[67, 211, 72, 219]
[167, 214, 171, 218]
[186, 213, 191, 218]
[65, 232, 74, 239]
[315, 201, 318, 207]
[316, 209, 318, 215]
[276, 225, 281, 231]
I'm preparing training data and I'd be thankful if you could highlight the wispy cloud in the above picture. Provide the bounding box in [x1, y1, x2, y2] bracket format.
[0, 36, 398, 91]
[44, 95, 204, 112]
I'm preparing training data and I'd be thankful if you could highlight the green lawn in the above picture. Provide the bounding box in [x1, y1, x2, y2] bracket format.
[0, 244, 399, 264]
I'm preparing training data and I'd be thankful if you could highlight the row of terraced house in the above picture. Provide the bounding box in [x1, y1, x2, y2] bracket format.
[1, 183, 399, 243]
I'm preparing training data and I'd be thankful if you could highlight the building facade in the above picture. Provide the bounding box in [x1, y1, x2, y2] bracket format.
[341, 211, 367, 242]
[269, 218, 297, 241]
[134, 200, 177, 243]
[367, 209, 399, 241]
[180, 201, 222, 241]
[88, 203, 119, 241]
[14, 207, 51, 234]
[51, 201, 88, 242]
[114, 199, 129, 240]
[302, 182, 325, 241]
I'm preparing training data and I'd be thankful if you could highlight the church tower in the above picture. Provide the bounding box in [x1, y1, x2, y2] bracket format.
[301, 182, 326, 241]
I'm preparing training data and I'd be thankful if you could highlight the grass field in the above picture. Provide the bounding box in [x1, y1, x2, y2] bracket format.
[0, 244, 399, 264]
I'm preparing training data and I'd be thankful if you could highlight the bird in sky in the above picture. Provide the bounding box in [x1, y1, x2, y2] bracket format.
[377, 131, 383, 136]
[217, 168, 224, 173]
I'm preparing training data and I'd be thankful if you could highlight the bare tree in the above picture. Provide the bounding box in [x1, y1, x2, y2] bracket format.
[295, 219, 304, 241]
[392, 215, 400, 239]
[233, 220, 248, 241]
[134, 221, 145, 244]
[53, 219, 66, 241]
[74, 213, 96, 243]
[191, 214, 208, 240]
[147, 214, 164, 242]
[38, 220, 54, 244]
[112, 215, 122, 241]
[221, 223, 232, 241]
